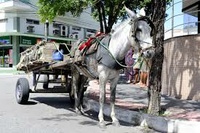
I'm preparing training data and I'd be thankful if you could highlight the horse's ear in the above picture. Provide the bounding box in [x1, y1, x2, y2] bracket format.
[125, 6, 136, 18]
[137, 8, 146, 17]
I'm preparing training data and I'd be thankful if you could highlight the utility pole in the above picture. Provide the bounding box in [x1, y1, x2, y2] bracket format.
[44, 20, 49, 41]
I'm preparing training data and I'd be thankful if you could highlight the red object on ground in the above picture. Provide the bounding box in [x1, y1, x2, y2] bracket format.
[79, 32, 104, 51]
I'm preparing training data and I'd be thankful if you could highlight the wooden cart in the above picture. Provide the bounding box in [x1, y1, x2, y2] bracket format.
[15, 41, 75, 104]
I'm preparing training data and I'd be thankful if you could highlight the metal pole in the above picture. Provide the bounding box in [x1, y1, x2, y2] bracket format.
[172, 0, 174, 37]
[44, 20, 49, 41]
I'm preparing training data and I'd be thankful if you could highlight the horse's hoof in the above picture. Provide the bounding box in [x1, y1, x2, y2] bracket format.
[75, 108, 82, 115]
[99, 121, 106, 129]
[112, 120, 120, 127]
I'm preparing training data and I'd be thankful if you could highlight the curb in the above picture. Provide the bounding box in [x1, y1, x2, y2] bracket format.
[84, 98, 200, 133]
[0, 68, 25, 75]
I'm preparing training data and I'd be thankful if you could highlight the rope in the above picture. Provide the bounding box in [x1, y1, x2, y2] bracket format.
[52, 42, 65, 56]
[60, 43, 71, 55]
[95, 37, 140, 68]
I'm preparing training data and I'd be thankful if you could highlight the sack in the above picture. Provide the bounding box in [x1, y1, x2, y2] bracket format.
[52, 50, 63, 61]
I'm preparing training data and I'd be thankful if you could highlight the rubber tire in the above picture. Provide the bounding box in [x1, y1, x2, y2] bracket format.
[15, 78, 30, 104]
[42, 75, 49, 89]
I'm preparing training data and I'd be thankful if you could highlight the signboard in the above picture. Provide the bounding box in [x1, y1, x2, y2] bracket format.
[20, 36, 42, 45]
[0, 36, 11, 45]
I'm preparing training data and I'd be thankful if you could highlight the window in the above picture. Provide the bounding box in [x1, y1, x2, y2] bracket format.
[72, 26, 81, 31]
[0, 19, 8, 23]
[26, 19, 39, 25]
[86, 29, 96, 33]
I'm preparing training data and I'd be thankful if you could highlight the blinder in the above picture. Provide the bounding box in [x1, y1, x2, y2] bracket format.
[129, 16, 155, 38]
[129, 16, 155, 55]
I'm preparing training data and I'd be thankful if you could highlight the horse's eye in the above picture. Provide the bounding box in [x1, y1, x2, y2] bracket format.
[137, 28, 142, 32]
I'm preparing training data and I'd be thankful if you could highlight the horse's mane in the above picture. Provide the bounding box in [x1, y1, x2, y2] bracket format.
[113, 19, 130, 34]
[111, 18, 130, 37]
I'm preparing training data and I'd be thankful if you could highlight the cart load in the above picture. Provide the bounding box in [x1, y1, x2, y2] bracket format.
[16, 41, 72, 73]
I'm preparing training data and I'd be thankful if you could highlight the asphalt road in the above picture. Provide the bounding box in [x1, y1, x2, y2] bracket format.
[0, 74, 157, 133]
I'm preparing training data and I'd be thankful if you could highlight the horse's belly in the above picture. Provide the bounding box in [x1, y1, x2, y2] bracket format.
[98, 64, 121, 80]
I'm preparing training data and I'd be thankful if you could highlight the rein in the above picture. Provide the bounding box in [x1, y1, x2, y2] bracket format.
[95, 37, 141, 68]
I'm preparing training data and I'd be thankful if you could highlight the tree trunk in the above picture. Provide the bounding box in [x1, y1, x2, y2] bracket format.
[100, 1, 108, 33]
[96, 1, 104, 33]
[147, 0, 166, 115]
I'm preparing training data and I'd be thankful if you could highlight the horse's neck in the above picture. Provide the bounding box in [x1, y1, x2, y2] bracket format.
[109, 27, 132, 61]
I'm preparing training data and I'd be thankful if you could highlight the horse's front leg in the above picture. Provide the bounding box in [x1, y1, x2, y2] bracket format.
[110, 75, 120, 126]
[98, 74, 107, 128]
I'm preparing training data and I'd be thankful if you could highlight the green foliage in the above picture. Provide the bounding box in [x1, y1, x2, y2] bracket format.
[38, 0, 172, 32]
[38, 0, 89, 22]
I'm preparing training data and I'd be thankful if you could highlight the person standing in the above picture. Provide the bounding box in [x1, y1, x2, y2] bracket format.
[137, 56, 151, 88]
[125, 48, 134, 83]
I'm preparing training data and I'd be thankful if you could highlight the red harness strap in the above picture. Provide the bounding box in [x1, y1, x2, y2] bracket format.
[79, 32, 103, 51]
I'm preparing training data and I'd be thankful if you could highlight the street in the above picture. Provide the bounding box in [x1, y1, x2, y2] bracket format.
[0, 74, 157, 133]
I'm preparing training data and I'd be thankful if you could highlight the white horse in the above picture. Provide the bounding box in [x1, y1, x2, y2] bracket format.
[71, 7, 154, 127]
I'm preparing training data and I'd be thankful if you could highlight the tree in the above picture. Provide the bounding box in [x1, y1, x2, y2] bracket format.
[147, 0, 167, 115]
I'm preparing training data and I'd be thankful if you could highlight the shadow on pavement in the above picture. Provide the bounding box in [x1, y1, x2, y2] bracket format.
[31, 96, 74, 110]
[30, 95, 133, 127]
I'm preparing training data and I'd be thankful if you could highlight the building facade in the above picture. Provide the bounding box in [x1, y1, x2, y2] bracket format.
[162, 0, 200, 100]
[0, 0, 99, 67]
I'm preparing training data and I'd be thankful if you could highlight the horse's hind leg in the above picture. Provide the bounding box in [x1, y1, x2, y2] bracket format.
[78, 75, 88, 111]
[71, 66, 82, 114]
[110, 76, 120, 126]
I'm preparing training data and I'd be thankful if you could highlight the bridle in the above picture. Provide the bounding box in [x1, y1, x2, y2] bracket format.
[130, 16, 155, 37]
[129, 16, 155, 52]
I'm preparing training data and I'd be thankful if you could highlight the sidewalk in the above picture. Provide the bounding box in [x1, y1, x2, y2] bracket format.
[84, 75, 200, 133]
[0, 67, 25, 75]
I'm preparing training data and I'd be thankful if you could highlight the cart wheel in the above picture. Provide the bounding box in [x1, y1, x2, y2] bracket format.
[43, 75, 49, 89]
[15, 78, 30, 104]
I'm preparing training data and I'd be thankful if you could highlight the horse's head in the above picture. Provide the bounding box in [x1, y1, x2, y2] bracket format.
[125, 7, 155, 58]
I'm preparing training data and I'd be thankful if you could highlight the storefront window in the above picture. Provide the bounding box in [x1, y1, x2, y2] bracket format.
[0, 49, 10, 67]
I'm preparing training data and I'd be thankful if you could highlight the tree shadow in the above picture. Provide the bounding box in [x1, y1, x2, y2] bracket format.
[161, 95, 200, 110]
[163, 35, 200, 100]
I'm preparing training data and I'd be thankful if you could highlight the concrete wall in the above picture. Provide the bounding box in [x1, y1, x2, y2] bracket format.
[162, 34, 200, 100]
